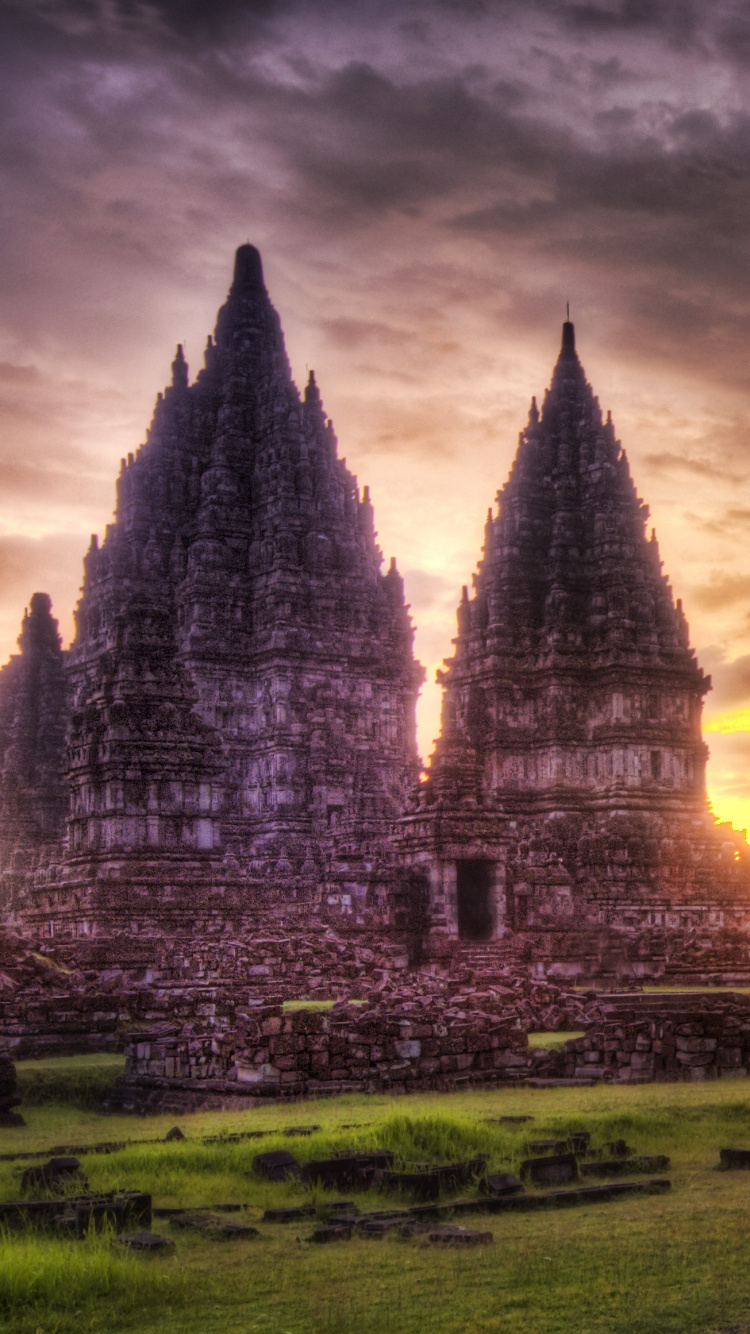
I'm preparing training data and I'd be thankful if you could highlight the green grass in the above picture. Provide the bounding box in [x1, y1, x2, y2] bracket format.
[528, 1031, 585, 1050]
[0, 1228, 188, 1331]
[6, 1067, 750, 1332]
[16, 1052, 126, 1110]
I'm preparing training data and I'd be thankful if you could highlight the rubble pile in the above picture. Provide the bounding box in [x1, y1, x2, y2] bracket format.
[0, 918, 597, 1062]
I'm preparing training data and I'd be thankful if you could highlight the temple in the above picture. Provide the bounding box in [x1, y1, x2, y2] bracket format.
[397, 321, 750, 956]
[0, 246, 423, 934]
[0, 257, 748, 974]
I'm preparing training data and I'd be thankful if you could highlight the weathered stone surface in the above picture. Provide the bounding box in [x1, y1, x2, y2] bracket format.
[301, 1153, 393, 1190]
[112, 997, 535, 1109]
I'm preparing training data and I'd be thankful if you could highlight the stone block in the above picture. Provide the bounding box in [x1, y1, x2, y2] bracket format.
[520, 1154, 578, 1187]
[251, 1150, 300, 1181]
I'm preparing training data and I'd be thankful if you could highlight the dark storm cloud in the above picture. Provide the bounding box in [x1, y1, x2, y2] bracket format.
[556, 0, 699, 42]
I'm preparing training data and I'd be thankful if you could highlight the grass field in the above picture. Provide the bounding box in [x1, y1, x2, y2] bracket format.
[3, 1056, 750, 1334]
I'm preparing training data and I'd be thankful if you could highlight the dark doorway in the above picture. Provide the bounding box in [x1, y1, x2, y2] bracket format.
[456, 860, 495, 940]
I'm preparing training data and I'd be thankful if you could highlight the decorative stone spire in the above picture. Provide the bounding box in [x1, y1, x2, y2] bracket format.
[39, 244, 424, 908]
[426, 321, 709, 816]
[0, 594, 67, 865]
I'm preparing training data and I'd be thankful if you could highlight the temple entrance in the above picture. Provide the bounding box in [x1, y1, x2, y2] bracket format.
[456, 859, 495, 940]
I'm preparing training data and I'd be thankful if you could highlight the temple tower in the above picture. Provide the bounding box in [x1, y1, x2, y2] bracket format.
[1, 246, 423, 928]
[0, 594, 67, 910]
[398, 322, 749, 947]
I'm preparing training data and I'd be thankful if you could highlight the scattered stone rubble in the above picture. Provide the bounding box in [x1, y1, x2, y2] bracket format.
[0, 1186, 151, 1236]
[0, 919, 599, 1063]
[0, 1125, 679, 1256]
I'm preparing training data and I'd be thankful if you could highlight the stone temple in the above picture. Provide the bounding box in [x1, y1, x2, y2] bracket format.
[398, 319, 750, 959]
[0, 246, 423, 935]
[0, 253, 749, 972]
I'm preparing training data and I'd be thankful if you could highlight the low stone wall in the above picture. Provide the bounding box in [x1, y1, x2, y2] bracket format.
[558, 994, 750, 1082]
[110, 998, 534, 1111]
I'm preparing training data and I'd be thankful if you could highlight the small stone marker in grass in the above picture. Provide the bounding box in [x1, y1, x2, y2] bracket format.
[301, 1152, 393, 1189]
[1, 1190, 151, 1235]
[213, 1221, 259, 1240]
[118, 1232, 175, 1253]
[480, 1172, 523, 1197]
[263, 1204, 316, 1223]
[358, 1217, 405, 1236]
[567, 1130, 591, 1153]
[401, 1223, 493, 1245]
[310, 1223, 352, 1242]
[21, 1156, 86, 1194]
[606, 1139, 633, 1158]
[520, 1153, 578, 1186]
[251, 1149, 301, 1180]
[378, 1155, 488, 1201]
[720, 1148, 750, 1169]
[170, 1211, 259, 1239]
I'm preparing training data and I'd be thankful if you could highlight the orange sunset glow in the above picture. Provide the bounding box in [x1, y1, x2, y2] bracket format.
[2, 2, 750, 834]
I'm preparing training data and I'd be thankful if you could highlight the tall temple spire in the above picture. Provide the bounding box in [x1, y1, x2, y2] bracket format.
[424, 320, 709, 815]
[397, 319, 737, 950]
[0, 243, 423, 923]
[561, 318, 576, 356]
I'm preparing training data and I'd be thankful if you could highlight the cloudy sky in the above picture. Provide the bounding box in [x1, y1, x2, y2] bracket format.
[2, 0, 750, 826]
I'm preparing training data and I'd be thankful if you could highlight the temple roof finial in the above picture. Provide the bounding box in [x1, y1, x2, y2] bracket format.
[233, 244, 264, 287]
[171, 344, 188, 391]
